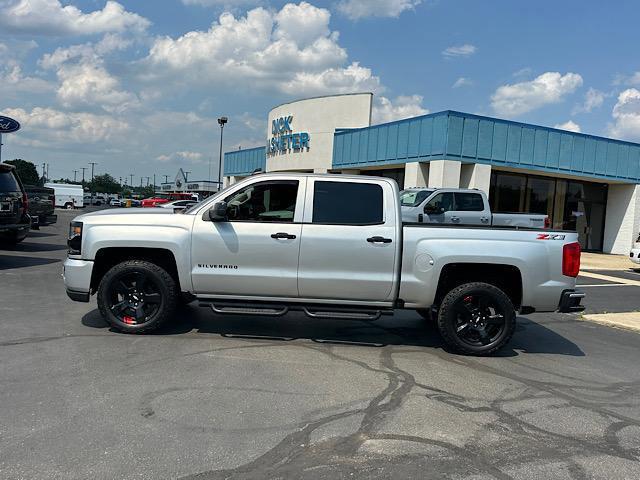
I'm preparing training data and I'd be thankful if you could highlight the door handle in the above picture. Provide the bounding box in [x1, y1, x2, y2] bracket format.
[367, 236, 392, 244]
[450, 216, 460, 222]
[271, 232, 296, 240]
[480, 217, 489, 223]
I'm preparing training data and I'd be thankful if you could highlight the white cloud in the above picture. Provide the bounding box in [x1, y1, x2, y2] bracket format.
[491, 72, 583, 116]
[452, 77, 472, 88]
[337, 0, 421, 20]
[608, 88, 640, 141]
[372, 95, 428, 124]
[0, 62, 53, 94]
[39, 34, 138, 113]
[573, 87, 605, 114]
[0, 0, 150, 36]
[613, 71, 640, 87]
[141, 3, 381, 96]
[156, 151, 204, 164]
[2, 107, 129, 146]
[554, 120, 581, 133]
[442, 44, 477, 58]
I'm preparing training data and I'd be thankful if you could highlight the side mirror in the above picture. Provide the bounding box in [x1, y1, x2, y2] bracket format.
[424, 204, 444, 215]
[206, 201, 228, 221]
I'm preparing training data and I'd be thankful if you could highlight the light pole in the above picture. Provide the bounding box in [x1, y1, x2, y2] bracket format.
[184, 171, 191, 182]
[73, 170, 78, 182]
[217, 116, 228, 191]
[81, 167, 87, 184]
[163, 175, 169, 183]
[88, 162, 97, 181]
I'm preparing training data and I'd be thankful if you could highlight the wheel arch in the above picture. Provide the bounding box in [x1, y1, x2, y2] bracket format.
[434, 263, 522, 308]
[90, 247, 181, 293]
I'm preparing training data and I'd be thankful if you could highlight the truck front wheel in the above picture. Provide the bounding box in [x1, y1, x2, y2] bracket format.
[97, 259, 177, 333]
[436, 282, 516, 356]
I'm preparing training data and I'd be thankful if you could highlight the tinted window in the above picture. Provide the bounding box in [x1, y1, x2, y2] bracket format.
[224, 180, 298, 222]
[425, 192, 454, 213]
[0, 171, 20, 192]
[400, 189, 434, 207]
[454, 193, 484, 211]
[313, 181, 383, 225]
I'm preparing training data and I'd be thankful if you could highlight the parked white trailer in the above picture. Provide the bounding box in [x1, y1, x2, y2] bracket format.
[45, 183, 84, 209]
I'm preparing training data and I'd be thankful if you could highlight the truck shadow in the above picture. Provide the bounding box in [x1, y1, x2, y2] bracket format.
[0, 254, 60, 270]
[1, 241, 67, 252]
[81, 306, 584, 357]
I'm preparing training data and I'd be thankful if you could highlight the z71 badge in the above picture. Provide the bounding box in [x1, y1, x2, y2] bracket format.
[536, 234, 566, 240]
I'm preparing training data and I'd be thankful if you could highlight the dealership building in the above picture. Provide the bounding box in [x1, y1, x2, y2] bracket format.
[223, 93, 640, 254]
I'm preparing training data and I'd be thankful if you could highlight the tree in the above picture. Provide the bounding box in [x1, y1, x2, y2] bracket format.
[87, 174, 121, 193]
[5, 159, 40, 186]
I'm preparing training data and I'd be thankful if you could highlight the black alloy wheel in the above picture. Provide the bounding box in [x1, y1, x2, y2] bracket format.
[107, 271, 162, 326]
[97, 259, 177, 333]
[437, 282, 516, 355]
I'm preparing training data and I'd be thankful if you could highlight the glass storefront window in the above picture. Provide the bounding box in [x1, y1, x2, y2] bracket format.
[489, 171, 608, 251]
[489, 173, 526, 213]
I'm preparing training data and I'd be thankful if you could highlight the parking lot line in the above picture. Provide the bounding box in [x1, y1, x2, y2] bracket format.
[579, 271, 640, 286]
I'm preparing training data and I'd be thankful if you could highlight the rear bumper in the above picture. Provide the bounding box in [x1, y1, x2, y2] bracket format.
[558, 289, 585, 313]
[63, 257, 94, 302]
[0, 219, 31, 239]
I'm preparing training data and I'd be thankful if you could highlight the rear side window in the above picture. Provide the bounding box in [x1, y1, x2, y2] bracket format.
[454, 193, 484, 212]
[0, 172, 20, 192]
[313, 181, 383, 225]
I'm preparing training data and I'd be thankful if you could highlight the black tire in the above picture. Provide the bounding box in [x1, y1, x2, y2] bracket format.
[437, 282, 516, 356]
[64, 202, 73, 210]
[97, 259, 177, 333]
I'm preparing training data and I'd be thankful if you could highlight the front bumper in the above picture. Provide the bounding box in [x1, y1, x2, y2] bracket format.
[558, 289, 585, 313]
[63, 257, 94, 303]
[630, 248, 640, 264]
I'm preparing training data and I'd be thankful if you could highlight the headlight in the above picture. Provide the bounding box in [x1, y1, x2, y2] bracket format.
[67, 221, 83, 255]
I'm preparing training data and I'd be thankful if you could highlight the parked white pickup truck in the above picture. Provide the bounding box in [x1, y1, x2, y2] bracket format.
[63, 173, 584, 355]
[400, 188, 549, 228]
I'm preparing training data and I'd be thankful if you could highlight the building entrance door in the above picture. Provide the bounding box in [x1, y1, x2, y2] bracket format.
[562, 181, 607, 252]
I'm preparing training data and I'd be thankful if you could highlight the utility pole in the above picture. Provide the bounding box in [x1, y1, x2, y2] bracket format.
[42, 163, 46, 182]
[129, 173, 134, 186]
[184, 171, 191, 182]
[163, 175, 169, 183]
[145, 176, 150, 186]
[46, 163, 50, 182]
[153, 174, 156, 189]
[73, 170, 78, 182]
[81, 167, 87, 184]
[119, 177, 122, 186]
[88, 162, 97, 181]
[140, 177, 143, 187]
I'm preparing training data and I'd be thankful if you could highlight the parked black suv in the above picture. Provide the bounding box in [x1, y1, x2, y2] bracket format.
[0, 163, 31, 244]
[24, 185, 57, 229]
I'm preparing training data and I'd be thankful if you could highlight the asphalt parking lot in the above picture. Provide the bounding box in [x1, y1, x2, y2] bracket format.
[1, 209, 640, 479]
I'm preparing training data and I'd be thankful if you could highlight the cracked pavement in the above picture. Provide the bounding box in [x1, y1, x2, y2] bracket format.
[1, 210, 640, 479]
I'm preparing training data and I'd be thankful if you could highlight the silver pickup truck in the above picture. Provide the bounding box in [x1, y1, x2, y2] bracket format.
[63, 173, 584, 355]
[401, 188, 549, 228]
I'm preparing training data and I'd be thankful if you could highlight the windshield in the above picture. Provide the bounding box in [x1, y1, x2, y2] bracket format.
[400, 189, 434, 207]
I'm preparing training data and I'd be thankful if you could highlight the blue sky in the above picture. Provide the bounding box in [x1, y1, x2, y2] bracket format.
[1, 0, 640, 183]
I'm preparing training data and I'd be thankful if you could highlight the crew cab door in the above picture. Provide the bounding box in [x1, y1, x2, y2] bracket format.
[451, 192, 489, 225]
[298, 178, 399, 302]
[191, 177, 305, 297]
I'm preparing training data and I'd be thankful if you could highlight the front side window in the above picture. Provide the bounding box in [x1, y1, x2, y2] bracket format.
[454, 193, 484, 212]
[223, 180, 298, 222]
[313, 181, 383, 225]
[400, 189, 434, 207]
[424, 192, 454, 213]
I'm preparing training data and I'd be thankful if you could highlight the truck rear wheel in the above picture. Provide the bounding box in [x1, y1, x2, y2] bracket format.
[97, 260, 177, 333]
[436, 282, 515, 356]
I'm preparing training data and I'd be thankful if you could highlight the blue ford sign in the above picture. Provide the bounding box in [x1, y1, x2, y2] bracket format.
[0, 115, 20, 134]
[268, 115, 309, 155]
